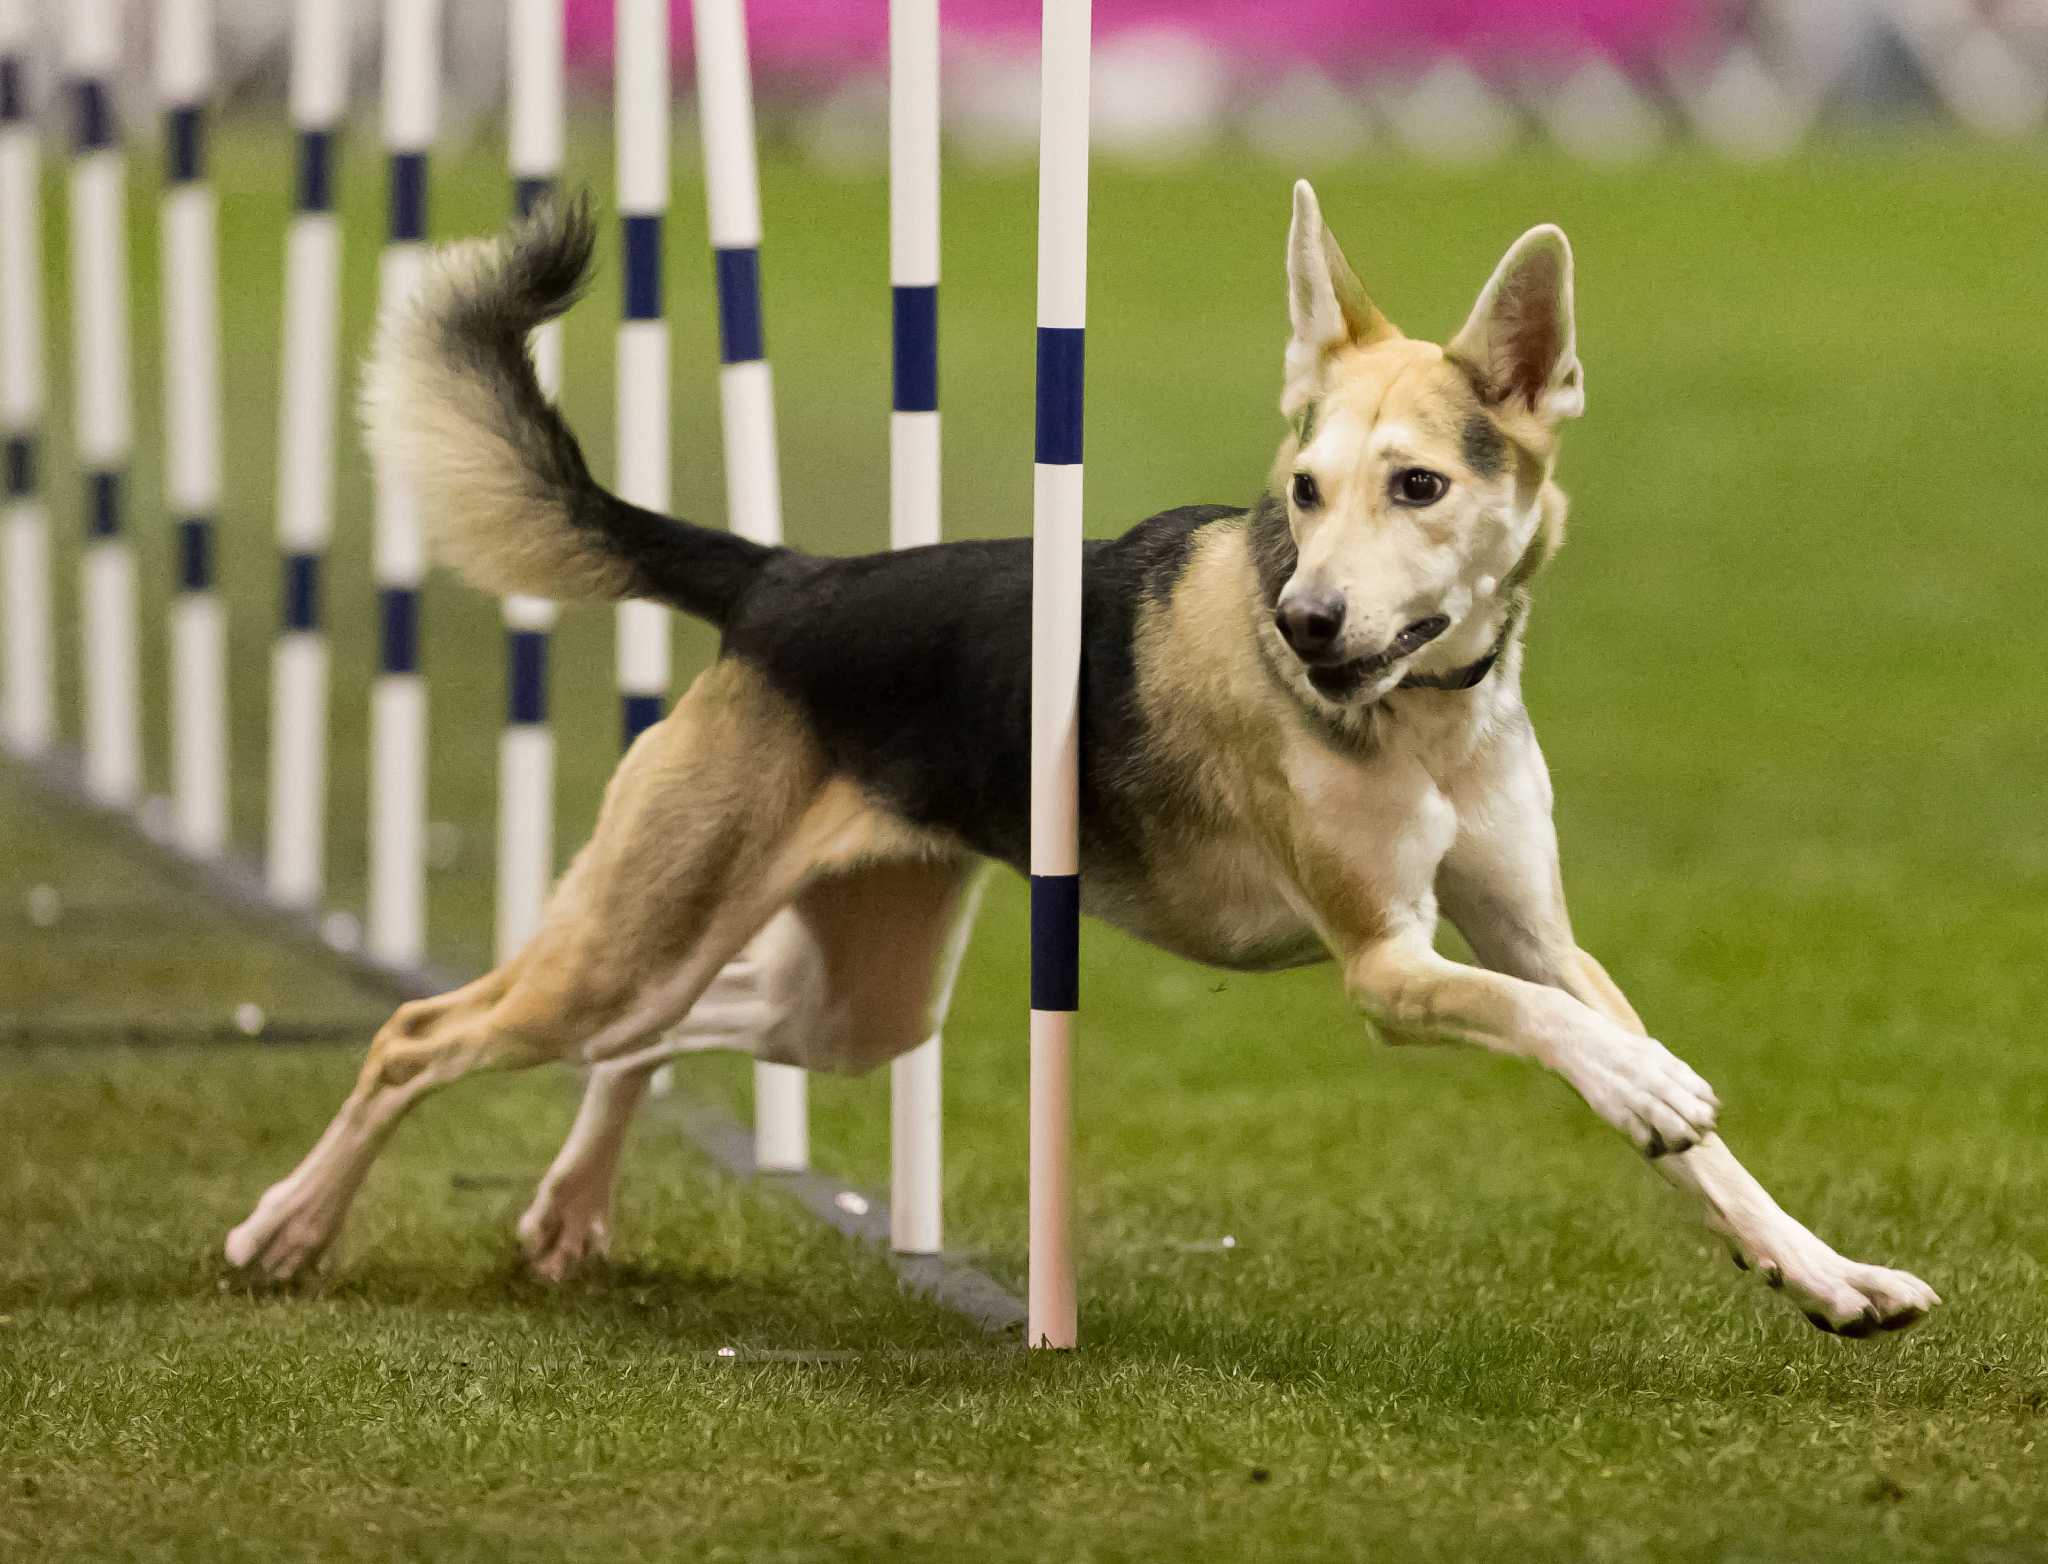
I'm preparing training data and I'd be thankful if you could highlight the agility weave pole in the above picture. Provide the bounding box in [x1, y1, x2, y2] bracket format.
[689, 0, 810, 1178]
[68, 0, 142, 809]
[887, 0, 947, 1258]
[0, 0, 49, 758]
[612, 0, 670, 757]
[268, 0, 349, 911]
[499, 0, 565, 963]
[367, 0, 440, 970]
[159, 0, 228, 859]
[1029, 0, 1091, 1349]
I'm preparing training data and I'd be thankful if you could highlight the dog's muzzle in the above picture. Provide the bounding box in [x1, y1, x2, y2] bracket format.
[1289, 612, 1451, 701]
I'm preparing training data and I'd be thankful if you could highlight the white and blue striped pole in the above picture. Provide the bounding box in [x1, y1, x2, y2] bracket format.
[267, 0, 349, 907]
[692, 0, 808, 1175]
[613, 0, 670, 752]
[367, 0, 440, 967]
[888, 0, 944, 1255]
[0, 0, 50, 758]
[159, 0, 228, 858]
[1029, 0, 1090, 1350]
[67, 0, 141, 806]
[498, 0, 564, 961]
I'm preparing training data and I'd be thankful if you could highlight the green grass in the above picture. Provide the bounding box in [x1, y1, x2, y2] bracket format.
[4, 129, 2048, 1559]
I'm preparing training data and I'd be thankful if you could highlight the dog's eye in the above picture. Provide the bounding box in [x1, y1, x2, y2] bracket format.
[1290, 472, 1322, 511]
[1391, 468, 1448, 507]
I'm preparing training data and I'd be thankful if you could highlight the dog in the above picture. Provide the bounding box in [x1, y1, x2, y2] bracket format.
[225, 185, 1938, 1338]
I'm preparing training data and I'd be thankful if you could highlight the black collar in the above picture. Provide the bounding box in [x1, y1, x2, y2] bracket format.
[1396, 605, 1519, 693]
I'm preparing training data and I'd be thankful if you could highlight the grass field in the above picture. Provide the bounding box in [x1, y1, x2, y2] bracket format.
[4, 128, 2048, 1560]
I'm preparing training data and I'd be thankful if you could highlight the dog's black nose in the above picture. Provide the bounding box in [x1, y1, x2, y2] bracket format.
[1275, 589, 1346, 661]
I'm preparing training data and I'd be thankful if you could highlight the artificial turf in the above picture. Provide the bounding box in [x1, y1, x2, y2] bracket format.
[2, 130, 2046, 1560]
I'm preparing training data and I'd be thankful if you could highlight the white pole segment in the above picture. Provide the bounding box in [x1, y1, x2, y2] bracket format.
[0, 0, 51, 755]
[691, 0, 807, 1175]
[1029, 0, 1091, 1351]
[887, 0, 946, 1254]
[67, 0, 141, 806]
[497, 0, 564, 960]
[267, 0, 350, 906]
[614, 0, 669, 751]
[367, 0, 439, 967]
[159, 0, 228, 857]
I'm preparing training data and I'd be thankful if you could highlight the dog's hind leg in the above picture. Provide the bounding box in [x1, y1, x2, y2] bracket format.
[515, 950, 787, 1280]
[227, 660, 854, 1281]
[223, 964, 543, 1279]
[517, 857, 982, 1279]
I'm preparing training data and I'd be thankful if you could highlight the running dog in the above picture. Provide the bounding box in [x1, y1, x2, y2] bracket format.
[226, 186, 1938, 1338]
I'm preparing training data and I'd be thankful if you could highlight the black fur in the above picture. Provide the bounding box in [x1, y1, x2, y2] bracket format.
[434, 196, 779, 624]
[720, 506, 1245, 873]
[1460, 410, 1508, 480]
[1246, 490, 1297, 612]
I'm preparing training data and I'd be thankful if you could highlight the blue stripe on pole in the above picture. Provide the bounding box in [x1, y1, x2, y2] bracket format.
[85, 470, 122, 538]
[295, 128, 335, 212]
[506, 629, 548, 724]
[0, 57, 22, 122]
[2, 432, 33, 498]
[621, 214, 662, 320]
[165, 105, 205, 183]
[713, 247, 763, 365]
[621, 693, 662, 746]
[388, 151, 428, 242]
[1029, 873, 1081, 1012]
[893, 285, 938, 413]
[281, 551, 322, 631]
[514, 175, 555, 219]
[72, 78, 114, 152]
[177, 517, 213, 592]
[379, 587, 421, 674]
[1034, 327, 1085, 466]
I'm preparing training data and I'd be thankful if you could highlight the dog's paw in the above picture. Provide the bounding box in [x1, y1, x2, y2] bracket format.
[1758, 1249, 1940, 1337]
[1554, 1025, 1720, 1157]
[224, 1180, 342, 1281]
[517, 1180, 613, 1283]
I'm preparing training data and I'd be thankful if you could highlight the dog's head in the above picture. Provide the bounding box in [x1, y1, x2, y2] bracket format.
[1265, 181, 1578, 707]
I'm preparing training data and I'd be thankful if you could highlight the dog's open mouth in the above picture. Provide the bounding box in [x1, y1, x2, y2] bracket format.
[1305, 658, 1381, 702]
[1301, 616, 1451, 703]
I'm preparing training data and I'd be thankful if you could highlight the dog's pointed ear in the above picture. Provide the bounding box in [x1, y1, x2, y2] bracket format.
[1284, 180, 1397, 418]
[1447, 225, 1584, 424]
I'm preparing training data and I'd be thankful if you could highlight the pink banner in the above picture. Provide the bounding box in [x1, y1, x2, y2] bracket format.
[564, 1, 1710, 74]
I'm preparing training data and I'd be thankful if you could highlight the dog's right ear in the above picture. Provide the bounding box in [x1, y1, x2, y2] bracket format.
[1284, 180, 1397, 419]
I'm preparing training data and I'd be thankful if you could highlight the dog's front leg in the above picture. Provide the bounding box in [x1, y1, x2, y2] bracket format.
[1433, 727, 1938, 1335]
[1343, 935, 1720, 1158]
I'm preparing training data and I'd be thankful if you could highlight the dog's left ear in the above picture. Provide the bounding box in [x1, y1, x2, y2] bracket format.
[1447, 225, 1584, 424]
[1284, 180, 1397, 418]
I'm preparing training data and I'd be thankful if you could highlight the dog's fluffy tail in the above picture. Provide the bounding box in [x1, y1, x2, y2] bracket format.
[360, 195, 773, 624]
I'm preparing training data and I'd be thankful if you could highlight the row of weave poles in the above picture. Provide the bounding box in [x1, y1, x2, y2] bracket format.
[0, 0, 1090, 1348]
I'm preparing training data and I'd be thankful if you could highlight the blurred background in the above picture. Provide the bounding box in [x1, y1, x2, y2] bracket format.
[7, 1, 2048, 162]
